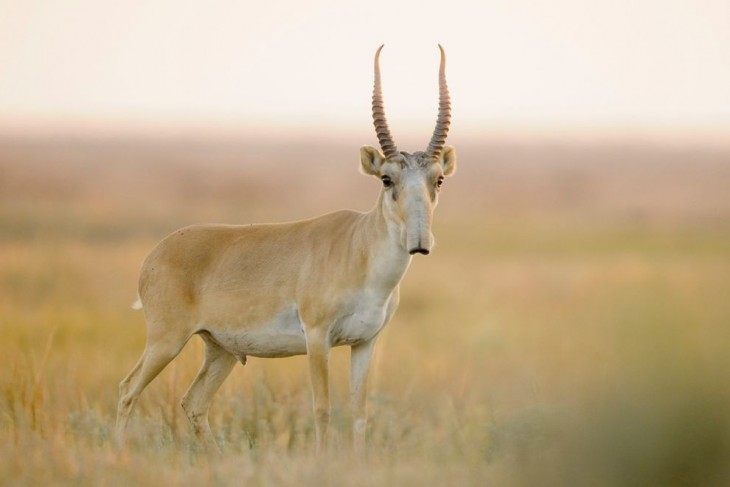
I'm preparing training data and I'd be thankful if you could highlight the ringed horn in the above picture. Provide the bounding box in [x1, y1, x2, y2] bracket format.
[371, 44, 452, 160]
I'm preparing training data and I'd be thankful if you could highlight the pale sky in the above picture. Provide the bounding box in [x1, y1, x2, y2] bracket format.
[0, 0, 728, 142]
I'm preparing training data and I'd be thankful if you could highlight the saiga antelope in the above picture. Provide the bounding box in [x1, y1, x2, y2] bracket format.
[115, 45, 456, 453]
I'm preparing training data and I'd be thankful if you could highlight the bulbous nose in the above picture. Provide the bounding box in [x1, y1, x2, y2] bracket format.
[401, 173, 434, 256]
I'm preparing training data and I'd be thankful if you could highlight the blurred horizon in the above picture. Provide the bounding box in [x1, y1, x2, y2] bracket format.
[1, 127, 728, 154]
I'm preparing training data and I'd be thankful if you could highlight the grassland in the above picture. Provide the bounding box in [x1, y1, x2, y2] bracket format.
[1, 136, 729, 486]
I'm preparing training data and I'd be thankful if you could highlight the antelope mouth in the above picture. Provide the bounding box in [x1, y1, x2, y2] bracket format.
[408, 247, 430, 256]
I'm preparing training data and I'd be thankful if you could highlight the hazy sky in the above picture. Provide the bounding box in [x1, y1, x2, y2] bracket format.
[1, 0, 728, 141]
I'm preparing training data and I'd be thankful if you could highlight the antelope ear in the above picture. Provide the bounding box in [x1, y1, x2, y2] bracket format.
[360, 145, 386, 175]
[440, 146, 457, 176]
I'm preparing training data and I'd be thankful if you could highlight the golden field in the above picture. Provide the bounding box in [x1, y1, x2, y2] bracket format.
[1, 135, 729, 486]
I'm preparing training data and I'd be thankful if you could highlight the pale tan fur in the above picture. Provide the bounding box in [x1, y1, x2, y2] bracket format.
[115, 146, 456, 454]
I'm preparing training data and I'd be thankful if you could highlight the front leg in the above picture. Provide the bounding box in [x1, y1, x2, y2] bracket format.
[350, 337, 377, 453]
[305, 327, 330, 453]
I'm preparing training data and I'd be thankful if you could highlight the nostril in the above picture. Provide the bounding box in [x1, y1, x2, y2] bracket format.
[409, 248, 430, 255]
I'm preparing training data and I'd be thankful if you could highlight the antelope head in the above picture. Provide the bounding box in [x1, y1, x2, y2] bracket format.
[360, 45, 457, 256]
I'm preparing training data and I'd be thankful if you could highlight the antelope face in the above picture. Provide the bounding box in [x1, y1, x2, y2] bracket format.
[365, 44, 455, 255]
[361, 146, 456, 255]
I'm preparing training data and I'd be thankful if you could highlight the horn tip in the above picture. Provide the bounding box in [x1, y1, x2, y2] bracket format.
[375, 44, 385, 62]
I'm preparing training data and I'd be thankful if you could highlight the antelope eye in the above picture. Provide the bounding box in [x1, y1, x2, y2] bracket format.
[436, 176, 444, 188]
[381, 175, 393, 188]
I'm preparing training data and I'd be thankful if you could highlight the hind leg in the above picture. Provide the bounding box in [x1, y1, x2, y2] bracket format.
[180, 333, 238, 455]
[115, 330, 191, 441]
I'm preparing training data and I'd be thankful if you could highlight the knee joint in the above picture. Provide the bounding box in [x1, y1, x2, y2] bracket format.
[181, 397, 206, 420]
[118, 394, 135, 410]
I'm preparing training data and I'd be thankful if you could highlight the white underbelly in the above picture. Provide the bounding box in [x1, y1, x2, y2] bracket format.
[202, 292, 394, 357]
[204, 304, 307, 358]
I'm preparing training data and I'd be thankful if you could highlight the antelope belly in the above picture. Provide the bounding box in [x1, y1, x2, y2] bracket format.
[204, 305, 307, 358]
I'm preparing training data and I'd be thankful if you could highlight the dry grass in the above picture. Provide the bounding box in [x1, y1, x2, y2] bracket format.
[1, 136, 729, 486]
